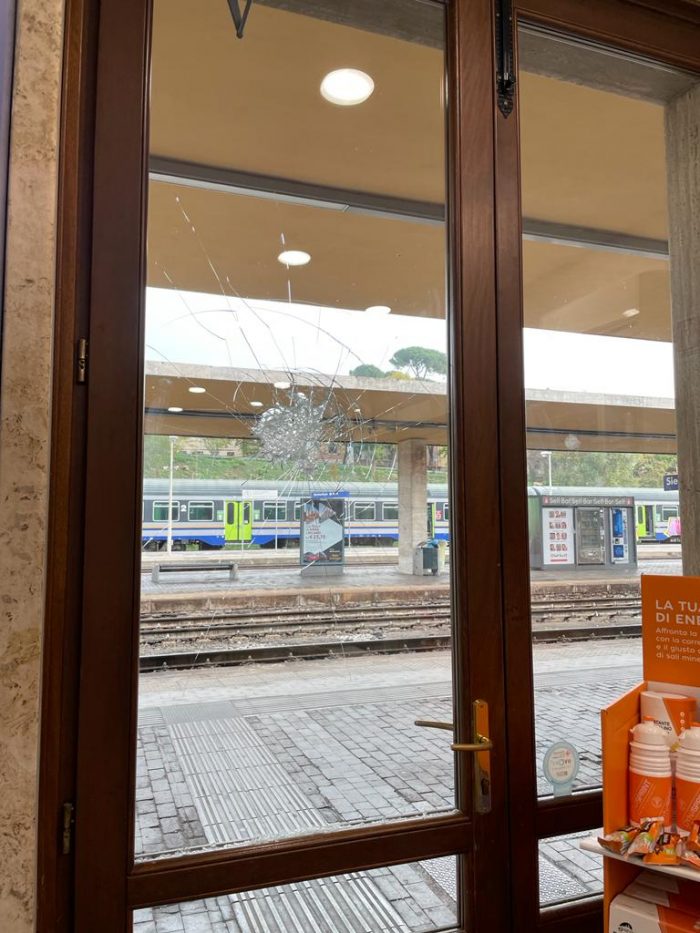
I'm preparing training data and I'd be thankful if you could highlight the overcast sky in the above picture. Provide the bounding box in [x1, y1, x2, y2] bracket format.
[146, 287, 676, 398]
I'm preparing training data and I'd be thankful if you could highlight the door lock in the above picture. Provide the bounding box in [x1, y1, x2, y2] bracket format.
[415, 700, 492, 813]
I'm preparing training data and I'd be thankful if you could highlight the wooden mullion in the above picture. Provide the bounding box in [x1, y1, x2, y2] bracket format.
[538, 898, 604, 933]
[536, 791, 603, 839]
[128, 814, 471, 909]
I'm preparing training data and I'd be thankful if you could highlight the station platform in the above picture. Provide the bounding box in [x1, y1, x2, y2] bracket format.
[139, 555, 680, 616]
[135, 639, 642, 928]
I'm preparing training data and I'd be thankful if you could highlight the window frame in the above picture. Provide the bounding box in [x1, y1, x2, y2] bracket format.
[187, 500, 215, 522]
[152, 500, 180, 522]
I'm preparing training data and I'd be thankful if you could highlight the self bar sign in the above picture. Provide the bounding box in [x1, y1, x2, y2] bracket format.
[642, 575, 700, 685]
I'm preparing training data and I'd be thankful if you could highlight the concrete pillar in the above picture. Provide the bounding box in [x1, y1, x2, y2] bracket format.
[665, 82, 700, 575]
[398, 439, 427, 574]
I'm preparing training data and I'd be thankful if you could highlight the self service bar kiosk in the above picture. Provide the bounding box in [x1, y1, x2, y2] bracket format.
[528, 487, 637, 572]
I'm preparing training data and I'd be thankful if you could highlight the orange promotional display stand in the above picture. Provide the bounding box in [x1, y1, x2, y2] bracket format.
[589, 575, 700, 932]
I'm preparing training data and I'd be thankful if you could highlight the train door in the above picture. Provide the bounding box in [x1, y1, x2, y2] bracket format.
[224, 500, 252, 544]
[637, 504, 653, 540]
[575, 507, 606, 564]
[426, 501, 436, 538]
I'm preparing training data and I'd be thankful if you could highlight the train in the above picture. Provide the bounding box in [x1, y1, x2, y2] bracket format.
[141, 479, 681, 550]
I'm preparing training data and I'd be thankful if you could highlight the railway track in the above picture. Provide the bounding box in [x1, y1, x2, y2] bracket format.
[139, 594, 642, 671]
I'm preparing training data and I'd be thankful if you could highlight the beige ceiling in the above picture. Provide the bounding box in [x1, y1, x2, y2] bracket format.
[148, 0, 679, 340]
[522, 241, 670, 338]
[520, 73, 668, 239]
[150, 0, 446, 202]
[147, 182, 447, 316]
[143, 363, 677, 453]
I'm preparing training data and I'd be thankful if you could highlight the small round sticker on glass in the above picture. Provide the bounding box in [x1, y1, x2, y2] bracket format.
[543, 741, 580, 797]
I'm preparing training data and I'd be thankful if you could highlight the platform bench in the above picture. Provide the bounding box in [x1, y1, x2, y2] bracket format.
[151, 560, 238, 584]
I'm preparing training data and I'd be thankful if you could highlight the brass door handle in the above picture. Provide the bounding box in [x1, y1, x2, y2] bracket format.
[452, 734, 493, 753]
[415, 700, 493, 814]
[414, 720, 493, 752]
[414, 719, 454, 731]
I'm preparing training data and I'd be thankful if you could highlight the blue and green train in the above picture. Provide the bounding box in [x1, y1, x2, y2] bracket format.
[141, 479, 680, 550]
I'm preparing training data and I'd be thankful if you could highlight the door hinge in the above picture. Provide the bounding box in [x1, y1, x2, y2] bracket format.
[61, 802, 75, 855]
[76, 337, 88, 384]
[495, 0, 516, 117]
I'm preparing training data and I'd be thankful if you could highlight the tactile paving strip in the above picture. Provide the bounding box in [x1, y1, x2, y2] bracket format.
[168, 717, 329, 845]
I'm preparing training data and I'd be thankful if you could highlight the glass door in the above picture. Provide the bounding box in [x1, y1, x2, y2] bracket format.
[73, 0, 509, 930]
[62, 1, 700, 930]
[495, 8, 700, 930]
[576, 510, 606, 565]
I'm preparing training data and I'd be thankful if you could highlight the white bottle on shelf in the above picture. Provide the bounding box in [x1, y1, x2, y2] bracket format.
[676, 723, 700, 835]
[629, 716, 672, 830]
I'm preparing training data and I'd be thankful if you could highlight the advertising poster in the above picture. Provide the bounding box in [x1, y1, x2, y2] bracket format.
[300, 495, 345, 567]
[542, 507, 574, 565]
[642, 575, 700, 686]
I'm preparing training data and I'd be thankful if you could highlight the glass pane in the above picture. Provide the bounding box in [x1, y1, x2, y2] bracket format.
[519, 28, 700, 806]
[132, 860, 458, 932]
[539, 831, 603, 907]
[138, 0, 454, 862]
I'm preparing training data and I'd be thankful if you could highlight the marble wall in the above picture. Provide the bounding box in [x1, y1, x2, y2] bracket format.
[0, 0, 65, 927]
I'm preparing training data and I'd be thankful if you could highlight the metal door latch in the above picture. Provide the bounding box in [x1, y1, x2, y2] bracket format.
[415, 699, 493, 813]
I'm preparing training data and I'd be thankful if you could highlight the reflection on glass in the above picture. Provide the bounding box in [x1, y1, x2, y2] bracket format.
[539, 832, 603, 907]
[137, 0, 454, 861]
[133, 860, 458, 933]
[520, 29, 698, 801]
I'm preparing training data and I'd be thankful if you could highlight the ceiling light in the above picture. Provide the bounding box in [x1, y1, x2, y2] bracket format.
[365, 305, 391, 315]
[274, 381, 291, 390]
[321, 69, 374, 106]
[622, 308, 640, 318]
[277, 250, 311, 267]
[188, 386, 206, 394]
[168, 406, 183, 413]
[250, 400, 263, 408]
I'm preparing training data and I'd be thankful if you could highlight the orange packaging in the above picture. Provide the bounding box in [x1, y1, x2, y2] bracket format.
[676, 777, 700, 835]
[686, 821, 700, 852]
[641, 692, 697, 750]
[629, 772, 673, 829]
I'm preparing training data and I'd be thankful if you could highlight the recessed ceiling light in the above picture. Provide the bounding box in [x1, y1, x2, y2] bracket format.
[278, 250, 311, 267]
[365, 305, 391, 315]
[168, 406, 183, 413]
[274, 381, 291, 390]
[188, 386, 206, 394]
[250, 400, 263, 407]
[622, 308, 640, 318]
[321, 69, 374, 106]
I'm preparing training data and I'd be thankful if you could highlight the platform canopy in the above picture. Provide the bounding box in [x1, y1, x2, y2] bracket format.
[144, 362, 677, 453]
[146, 0, 694, 341]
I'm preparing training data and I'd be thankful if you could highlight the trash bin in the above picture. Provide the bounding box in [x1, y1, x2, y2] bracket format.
[413, 540, 445, 575]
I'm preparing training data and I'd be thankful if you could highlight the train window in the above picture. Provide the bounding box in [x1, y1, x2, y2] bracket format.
[188, 501, 214, 522]
[153, 500, 179, 522]
[353, 502, 376, 521]
[263, 501, 286, 521]
[662, 507, 678, 520]
[294, 501, 302, 521]
[382, 502, 399, 521]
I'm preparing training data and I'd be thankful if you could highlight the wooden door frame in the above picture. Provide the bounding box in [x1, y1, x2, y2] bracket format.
[55, 0, 508, 929]
[37, 0, 700, 930]
[496, 2, 700, 931]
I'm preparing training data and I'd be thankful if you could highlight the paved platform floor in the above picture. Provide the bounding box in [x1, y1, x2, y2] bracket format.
[140, 558, 681, 602]
[133, 639, 642, 929]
